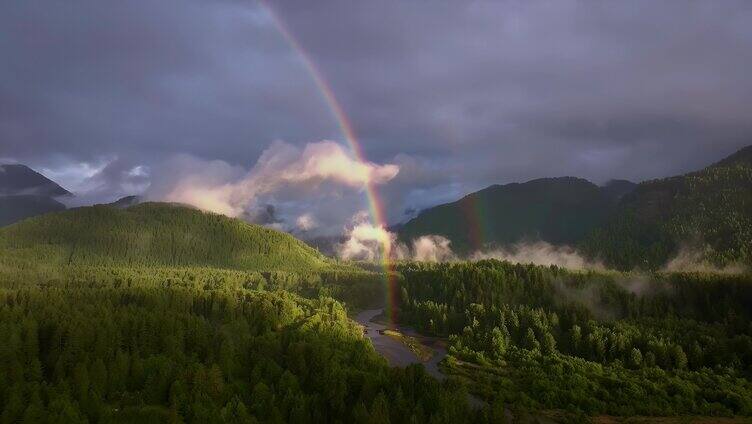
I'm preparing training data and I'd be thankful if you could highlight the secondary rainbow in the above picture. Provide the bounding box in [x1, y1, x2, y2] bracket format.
[260, 1, 399, 324]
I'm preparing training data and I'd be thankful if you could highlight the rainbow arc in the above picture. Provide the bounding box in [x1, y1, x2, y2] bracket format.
[259, 1, 398, 324]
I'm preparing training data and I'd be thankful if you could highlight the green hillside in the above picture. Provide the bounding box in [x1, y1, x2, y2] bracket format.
[0, 202, 330, 272]
[398, 177, 618, 253]
[582, 145, 752, 270]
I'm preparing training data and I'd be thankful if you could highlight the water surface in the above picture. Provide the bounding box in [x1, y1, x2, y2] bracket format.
[355, 308, 485, 408]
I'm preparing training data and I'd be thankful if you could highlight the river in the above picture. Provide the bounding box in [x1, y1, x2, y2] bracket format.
[354, 308, 447, 378]
[355, 308, 485, 408]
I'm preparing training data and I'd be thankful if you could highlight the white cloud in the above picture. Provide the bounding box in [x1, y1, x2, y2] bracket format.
[40, 158, 111, 194]
[336, 213, 457, 262]
[412, 235, 455, 262]
[296, 213, 317, 231]
[336, 211, 406, 261]
[148, 140, 399, 218]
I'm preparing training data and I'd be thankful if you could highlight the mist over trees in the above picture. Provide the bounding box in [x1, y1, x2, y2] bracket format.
[396, 260, 752, 416]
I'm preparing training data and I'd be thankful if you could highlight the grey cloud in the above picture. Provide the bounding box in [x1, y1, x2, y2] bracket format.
[244, 204, 282, 226]
[1, 0, 337, 167]
[2, 0, 752, 229]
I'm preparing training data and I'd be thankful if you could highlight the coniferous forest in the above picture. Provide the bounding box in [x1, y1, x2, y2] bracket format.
[0, 206, 477, 423]
[0, 203, 751, 422]
[397, 261, 752, 419]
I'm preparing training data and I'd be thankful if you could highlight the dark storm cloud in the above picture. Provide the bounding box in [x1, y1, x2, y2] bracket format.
[267, 0, 752, 221]
[2, 0, 752, 226]
[0, 0, 337, 166]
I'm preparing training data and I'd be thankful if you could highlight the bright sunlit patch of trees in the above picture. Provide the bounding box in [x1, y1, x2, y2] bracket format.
[0, 270, 477, 423]
[0, 203, 332, 272]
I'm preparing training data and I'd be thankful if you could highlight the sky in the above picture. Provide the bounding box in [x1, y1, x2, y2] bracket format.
[2, 0, 752, 236]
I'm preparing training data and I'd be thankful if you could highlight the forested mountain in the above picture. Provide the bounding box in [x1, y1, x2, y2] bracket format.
[712, 144, 752, 168]
[0, 164, 72, 226]
[399, 145, 752, 271]
[582, 145, 752, 270]
[398, 177, 626, 253]
[0, 164, 70, 197]
[0, 195, 66, 227]
[0, 202, 331, 272]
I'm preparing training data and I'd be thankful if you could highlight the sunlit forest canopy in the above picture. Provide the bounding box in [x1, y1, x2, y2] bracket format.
[0, 203, 331, 272]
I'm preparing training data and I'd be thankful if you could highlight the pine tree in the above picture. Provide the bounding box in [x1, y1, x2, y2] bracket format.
[629, 348, 643, 369]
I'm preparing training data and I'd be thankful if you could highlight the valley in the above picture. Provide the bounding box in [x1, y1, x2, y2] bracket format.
[0, 200, 751, 422]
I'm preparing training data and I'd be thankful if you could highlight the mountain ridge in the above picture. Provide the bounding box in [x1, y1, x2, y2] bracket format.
[398, 144, 752, 270]
[0, 164, 72, 226]
[0, 164, 71, 197]
[398, 176, 622, 253]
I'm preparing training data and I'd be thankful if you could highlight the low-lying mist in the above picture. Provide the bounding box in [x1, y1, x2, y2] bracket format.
[335, 221, 748, 277]
[662, 245, 748, 274]
[335, 215, 456, 262]
[335, 219, 603, 269]
[471, 241, 603, 270]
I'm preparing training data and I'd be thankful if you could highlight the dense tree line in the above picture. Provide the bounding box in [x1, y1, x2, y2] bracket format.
[0, 263, 387, 314]
[396, 260, 752, 416]
[0, 270, 478, 423]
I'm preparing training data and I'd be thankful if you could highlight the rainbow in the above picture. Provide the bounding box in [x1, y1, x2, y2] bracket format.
[461, 195, 485, 251]
[260, 1, 399, 324]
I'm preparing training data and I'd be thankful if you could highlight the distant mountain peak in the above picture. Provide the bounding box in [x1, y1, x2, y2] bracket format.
[106, 195, 142, 209]
[0, 164, 72, 197]
[603, 179, 636, 187]
[472, 176, 598, 198]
